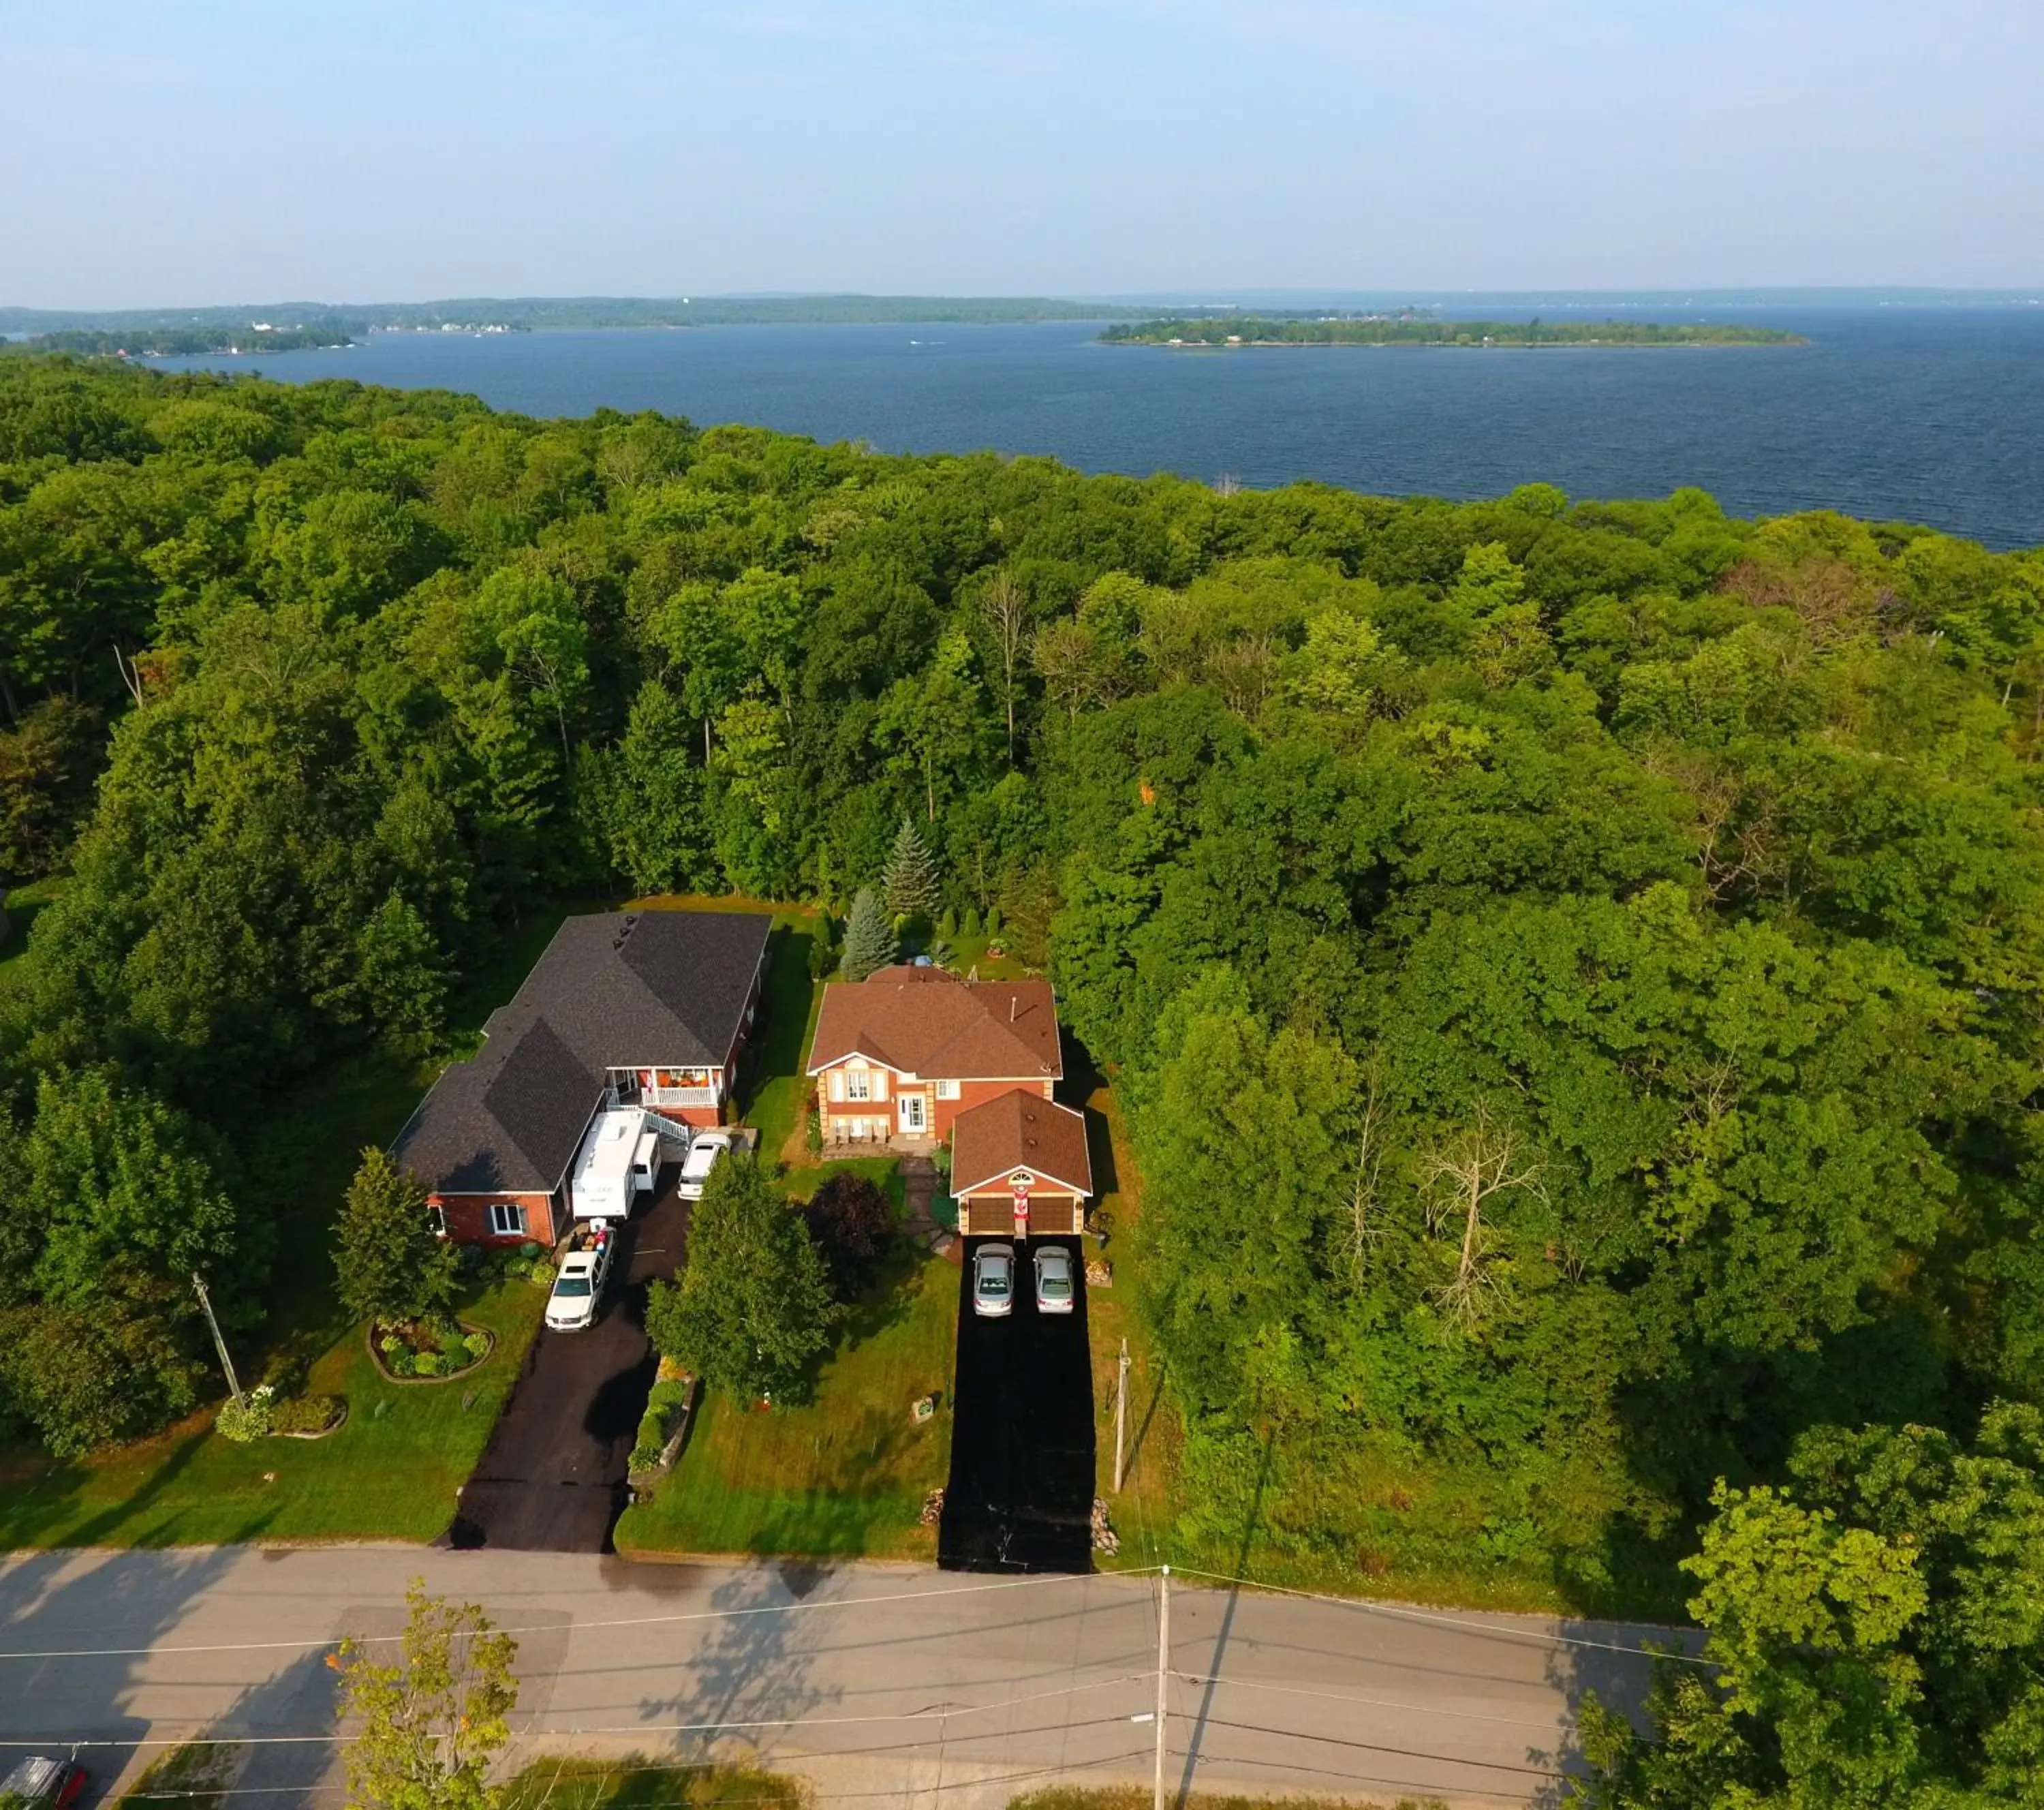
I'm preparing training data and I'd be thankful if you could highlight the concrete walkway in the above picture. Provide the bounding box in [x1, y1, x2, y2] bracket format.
[0, 1548, 1690, 1809]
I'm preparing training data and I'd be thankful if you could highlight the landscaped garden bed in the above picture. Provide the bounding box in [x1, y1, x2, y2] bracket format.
[626, 1360, 700, 1491]
[215, 1385, 350, 1443]
[367, 1313, 494, 1382]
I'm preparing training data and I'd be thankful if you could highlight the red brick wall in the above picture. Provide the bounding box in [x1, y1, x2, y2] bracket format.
[434, 1190, 559, 1246]
[814, 1071, 1055, 1142]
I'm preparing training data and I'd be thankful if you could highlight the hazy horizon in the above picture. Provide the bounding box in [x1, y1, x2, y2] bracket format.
[5, 1, 2040, 309]
[7, 286, 2044, 325]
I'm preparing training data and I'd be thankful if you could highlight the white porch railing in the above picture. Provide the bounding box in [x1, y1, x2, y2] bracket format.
[648, 1085, 718, 1108]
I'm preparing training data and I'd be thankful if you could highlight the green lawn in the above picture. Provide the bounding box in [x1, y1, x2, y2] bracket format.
[501, 1760, 805, 1810]
[614, 1242, 956, 1561]
[0, 921, 570, 1550]
[0, 1274, 547, 1548]
[0, 891, 918, 1555]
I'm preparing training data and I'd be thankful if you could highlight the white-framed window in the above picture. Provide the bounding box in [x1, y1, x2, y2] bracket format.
[489, 1201, 528, 1238]
[935, 1078, 961, 1101]
[900, 1094, 928, 1132]
[846, 1069, 871, 1101]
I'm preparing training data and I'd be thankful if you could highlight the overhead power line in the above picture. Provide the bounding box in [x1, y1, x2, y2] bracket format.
[0, 1671, 1151, 1749]
[1168, 1563, 1712, 1666]
[0, 1567, 1155, 1664]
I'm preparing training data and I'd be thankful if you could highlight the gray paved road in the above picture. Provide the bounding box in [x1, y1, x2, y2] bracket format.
[0, 1549, 1691, 1809]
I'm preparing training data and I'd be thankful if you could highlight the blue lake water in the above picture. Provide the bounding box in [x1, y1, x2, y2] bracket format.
[150, 308, 2044, 549]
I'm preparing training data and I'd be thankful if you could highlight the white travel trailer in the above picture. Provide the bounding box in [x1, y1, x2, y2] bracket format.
[569, 1108, 662, 1221]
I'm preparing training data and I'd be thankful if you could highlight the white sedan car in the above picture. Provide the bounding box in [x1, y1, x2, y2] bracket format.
[677, 1131, 738, 1201]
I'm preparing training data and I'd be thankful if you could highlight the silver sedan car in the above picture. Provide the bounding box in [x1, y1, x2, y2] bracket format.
[972, 1242, 1015, 1317]
[1034, 1245, 1076, 1314]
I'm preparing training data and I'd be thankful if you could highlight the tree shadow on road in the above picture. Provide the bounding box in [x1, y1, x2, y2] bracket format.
[632, 1563, 843, 1776]
[0, 1543, 245, 1802]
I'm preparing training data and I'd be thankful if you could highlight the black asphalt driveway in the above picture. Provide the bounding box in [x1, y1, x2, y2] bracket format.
[938, 1236, 1095, 1573]
[448, 1181, 690, 1553]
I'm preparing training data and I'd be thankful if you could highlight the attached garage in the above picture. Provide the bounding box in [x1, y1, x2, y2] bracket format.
[950, 1090, 1093, 1241]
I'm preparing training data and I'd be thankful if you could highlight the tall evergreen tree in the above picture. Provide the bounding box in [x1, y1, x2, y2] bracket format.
[839, 887, 897, 981]
[882, 817, 942, 921]
[333, 1148, 456, 1329]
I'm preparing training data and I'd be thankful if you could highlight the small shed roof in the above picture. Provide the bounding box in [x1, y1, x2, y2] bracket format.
[950, 1089, 1094, 1197]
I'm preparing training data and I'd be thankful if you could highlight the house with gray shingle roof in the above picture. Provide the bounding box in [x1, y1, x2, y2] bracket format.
[392, 910, 771, 1244]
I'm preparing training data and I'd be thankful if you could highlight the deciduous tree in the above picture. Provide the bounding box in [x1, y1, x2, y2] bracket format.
[332, 1580, 518, 1810]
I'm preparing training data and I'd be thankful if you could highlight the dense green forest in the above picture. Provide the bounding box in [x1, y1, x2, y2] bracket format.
[4, 351, 2044, 1687]
[1102, 315, 1803, 347]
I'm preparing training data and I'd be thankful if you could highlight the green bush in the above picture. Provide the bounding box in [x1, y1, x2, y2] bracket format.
[806, 919, 840, 979]
[412, 1351, 442, 1378]
[464, 1330, 491, 1360]
[216, 1384, 277, 1443]
[271, 1394, 343, 1435]
[378, 1333, 403, 1357]
[937, 906, 957, 937]
[961, 905, 982, 938]
[520, 1241, 541, 1262]
[630, 1379, 693, 1473]
[384, 1347, 415, 1377]
[984, 904, 1002, 937]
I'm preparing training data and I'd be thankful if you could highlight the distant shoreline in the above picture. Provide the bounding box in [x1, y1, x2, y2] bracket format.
[1102, 315, 1805, 350]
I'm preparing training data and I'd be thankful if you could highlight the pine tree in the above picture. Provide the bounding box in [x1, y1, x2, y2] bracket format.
[839, 887, 897, 981]
[883, 818, 942, 922]
[333, 1147, 456, 1330]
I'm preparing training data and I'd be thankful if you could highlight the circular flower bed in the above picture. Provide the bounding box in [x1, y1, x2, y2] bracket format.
[367, 1314, 494, 1383]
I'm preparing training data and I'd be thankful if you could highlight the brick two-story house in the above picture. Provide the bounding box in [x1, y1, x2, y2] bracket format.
[807, 965, 1093, 1236]
[391, 910, 771, 1245]
[807, 966, 1062, 1145]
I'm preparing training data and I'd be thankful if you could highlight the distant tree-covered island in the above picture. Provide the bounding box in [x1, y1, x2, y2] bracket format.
[16, 318, 362, 358]
[1102, 313, 1805, 347]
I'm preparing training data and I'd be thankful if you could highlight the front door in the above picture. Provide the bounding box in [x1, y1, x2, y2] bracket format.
[899, 1093, 928, 1135]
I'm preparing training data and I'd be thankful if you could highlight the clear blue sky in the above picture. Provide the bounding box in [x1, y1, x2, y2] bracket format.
[4, 0, 2039, 307]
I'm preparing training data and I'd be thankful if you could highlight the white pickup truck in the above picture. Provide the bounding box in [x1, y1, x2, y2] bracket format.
[545, 1224, 614, 1332]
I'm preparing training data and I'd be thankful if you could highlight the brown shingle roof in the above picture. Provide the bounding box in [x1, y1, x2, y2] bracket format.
[807, 970, 1062, 1081]
[950, 1090, 1094, 1197]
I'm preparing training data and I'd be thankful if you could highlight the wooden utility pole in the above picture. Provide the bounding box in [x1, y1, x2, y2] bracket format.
[191, 1271, 243, 1406]
[1153, 1565, 1171, 1810]
[1114, 1338, 1131, 1493]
